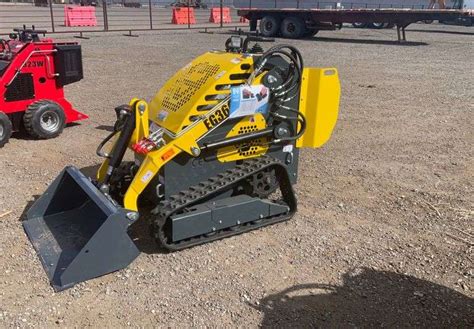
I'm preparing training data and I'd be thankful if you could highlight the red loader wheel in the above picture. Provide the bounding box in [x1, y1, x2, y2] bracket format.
[23, 100, 66, 139]
[0, 112, 13, 148]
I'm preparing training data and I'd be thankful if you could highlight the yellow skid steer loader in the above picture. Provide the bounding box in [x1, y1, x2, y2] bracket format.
[23, 36, 340, 291]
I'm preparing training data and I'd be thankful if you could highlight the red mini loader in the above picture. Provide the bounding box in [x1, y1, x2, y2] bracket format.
[0, 26, 87, 147]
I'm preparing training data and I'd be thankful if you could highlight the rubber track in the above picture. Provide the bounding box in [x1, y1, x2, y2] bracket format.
[151, 155, 297, 251]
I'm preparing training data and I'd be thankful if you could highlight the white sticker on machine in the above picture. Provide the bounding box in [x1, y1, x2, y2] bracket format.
[215, 70, 226, 80]
[283, 144, 293, 153]
[157, 110, 168, 122]
[141, 170, 154, 183]
[231, 57, 242, 64]
[229, 84, 269, 118]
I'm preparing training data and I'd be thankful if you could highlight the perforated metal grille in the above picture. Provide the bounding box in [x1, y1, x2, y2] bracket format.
[161, 62, 220, 112]
[5, 73, 34, 102]
[237, 125, 261, 156]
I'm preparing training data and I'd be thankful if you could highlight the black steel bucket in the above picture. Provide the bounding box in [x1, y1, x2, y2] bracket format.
[23, 166, 140, 291]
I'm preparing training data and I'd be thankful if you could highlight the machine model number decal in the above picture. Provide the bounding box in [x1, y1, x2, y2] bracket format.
[203, 104, 229, 130]
[25, 60, 44, 68]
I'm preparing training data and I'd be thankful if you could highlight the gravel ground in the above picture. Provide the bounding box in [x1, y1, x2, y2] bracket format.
[0, 24, 473, 327]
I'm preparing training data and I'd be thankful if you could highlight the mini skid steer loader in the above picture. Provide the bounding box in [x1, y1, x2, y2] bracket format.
[23, 36, 340, 291]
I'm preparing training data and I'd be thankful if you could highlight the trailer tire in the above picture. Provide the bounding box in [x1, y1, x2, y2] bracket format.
[352, 22, 367, 28]
[281, 16, 305, 39]
[0, 112, 12, 148]
[23, 100, 66, 139]
[259, 15, 280, 37]
[370, 22, 385, 29]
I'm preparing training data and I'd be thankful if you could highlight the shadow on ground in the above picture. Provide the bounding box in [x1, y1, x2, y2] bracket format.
[310, 36, 428, 46]
[406, 28, 474, 36]
[254, 267, 473, 327]
[10, 122, 82, 141]
[95, 124, 115, 132]
[217, 31, 428, 46]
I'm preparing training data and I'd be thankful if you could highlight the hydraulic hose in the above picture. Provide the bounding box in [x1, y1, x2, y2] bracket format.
[101, 106, 137, 186]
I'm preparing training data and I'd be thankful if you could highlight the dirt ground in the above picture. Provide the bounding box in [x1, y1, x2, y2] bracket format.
[0, 24, 473, 327]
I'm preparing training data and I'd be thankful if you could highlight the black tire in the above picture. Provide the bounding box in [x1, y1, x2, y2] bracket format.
[370, 22, 385, 29]
[352, 22, 367, 28]
[0, 112, 12, 148]
[259, 15, 280, 37]
[23, 100, 66, 139]
[280, 16, 305, 39]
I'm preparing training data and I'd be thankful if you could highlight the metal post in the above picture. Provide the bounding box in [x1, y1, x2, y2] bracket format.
[187, 0, 191, 29]
[148, 0, 153, 30]
[49, 0, 55, 33]
[274, 0, 277, 8]
[103, 0, 109, 31]
[296, 0, 299, 8]
[249, 0, 252, 9]
[220, 0, 223, 28]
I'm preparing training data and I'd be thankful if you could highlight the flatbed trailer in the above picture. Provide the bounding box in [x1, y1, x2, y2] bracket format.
[237, 8, 473, 41]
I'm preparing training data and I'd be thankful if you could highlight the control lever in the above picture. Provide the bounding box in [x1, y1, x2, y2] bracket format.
[14, 25, 47, 42]
[242, 36, 275, 53]
[225, 35, 275, 54]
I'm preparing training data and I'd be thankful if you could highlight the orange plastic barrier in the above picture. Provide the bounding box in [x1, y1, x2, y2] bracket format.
[171, 7, 196, 24]
[209, 7, 232, 24]
[64, 6, 97, 27]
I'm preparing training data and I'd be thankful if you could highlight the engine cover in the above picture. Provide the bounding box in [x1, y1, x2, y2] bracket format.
[148, 51, 254, 135]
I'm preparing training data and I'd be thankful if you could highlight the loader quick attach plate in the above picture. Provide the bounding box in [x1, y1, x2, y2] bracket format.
[23, 166, 140, 291]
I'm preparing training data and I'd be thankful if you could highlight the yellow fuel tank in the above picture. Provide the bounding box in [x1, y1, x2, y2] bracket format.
[148, 51, 255, 135]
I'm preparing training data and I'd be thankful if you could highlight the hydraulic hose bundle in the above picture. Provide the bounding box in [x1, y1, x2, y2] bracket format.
[251, 44, 307, 143]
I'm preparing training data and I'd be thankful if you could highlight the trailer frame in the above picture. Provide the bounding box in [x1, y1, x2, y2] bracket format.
[237, 8, 472, 42]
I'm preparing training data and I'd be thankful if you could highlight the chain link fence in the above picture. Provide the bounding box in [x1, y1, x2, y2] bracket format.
[1, 0, 441, 35]
[0, 0, 245, 35]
